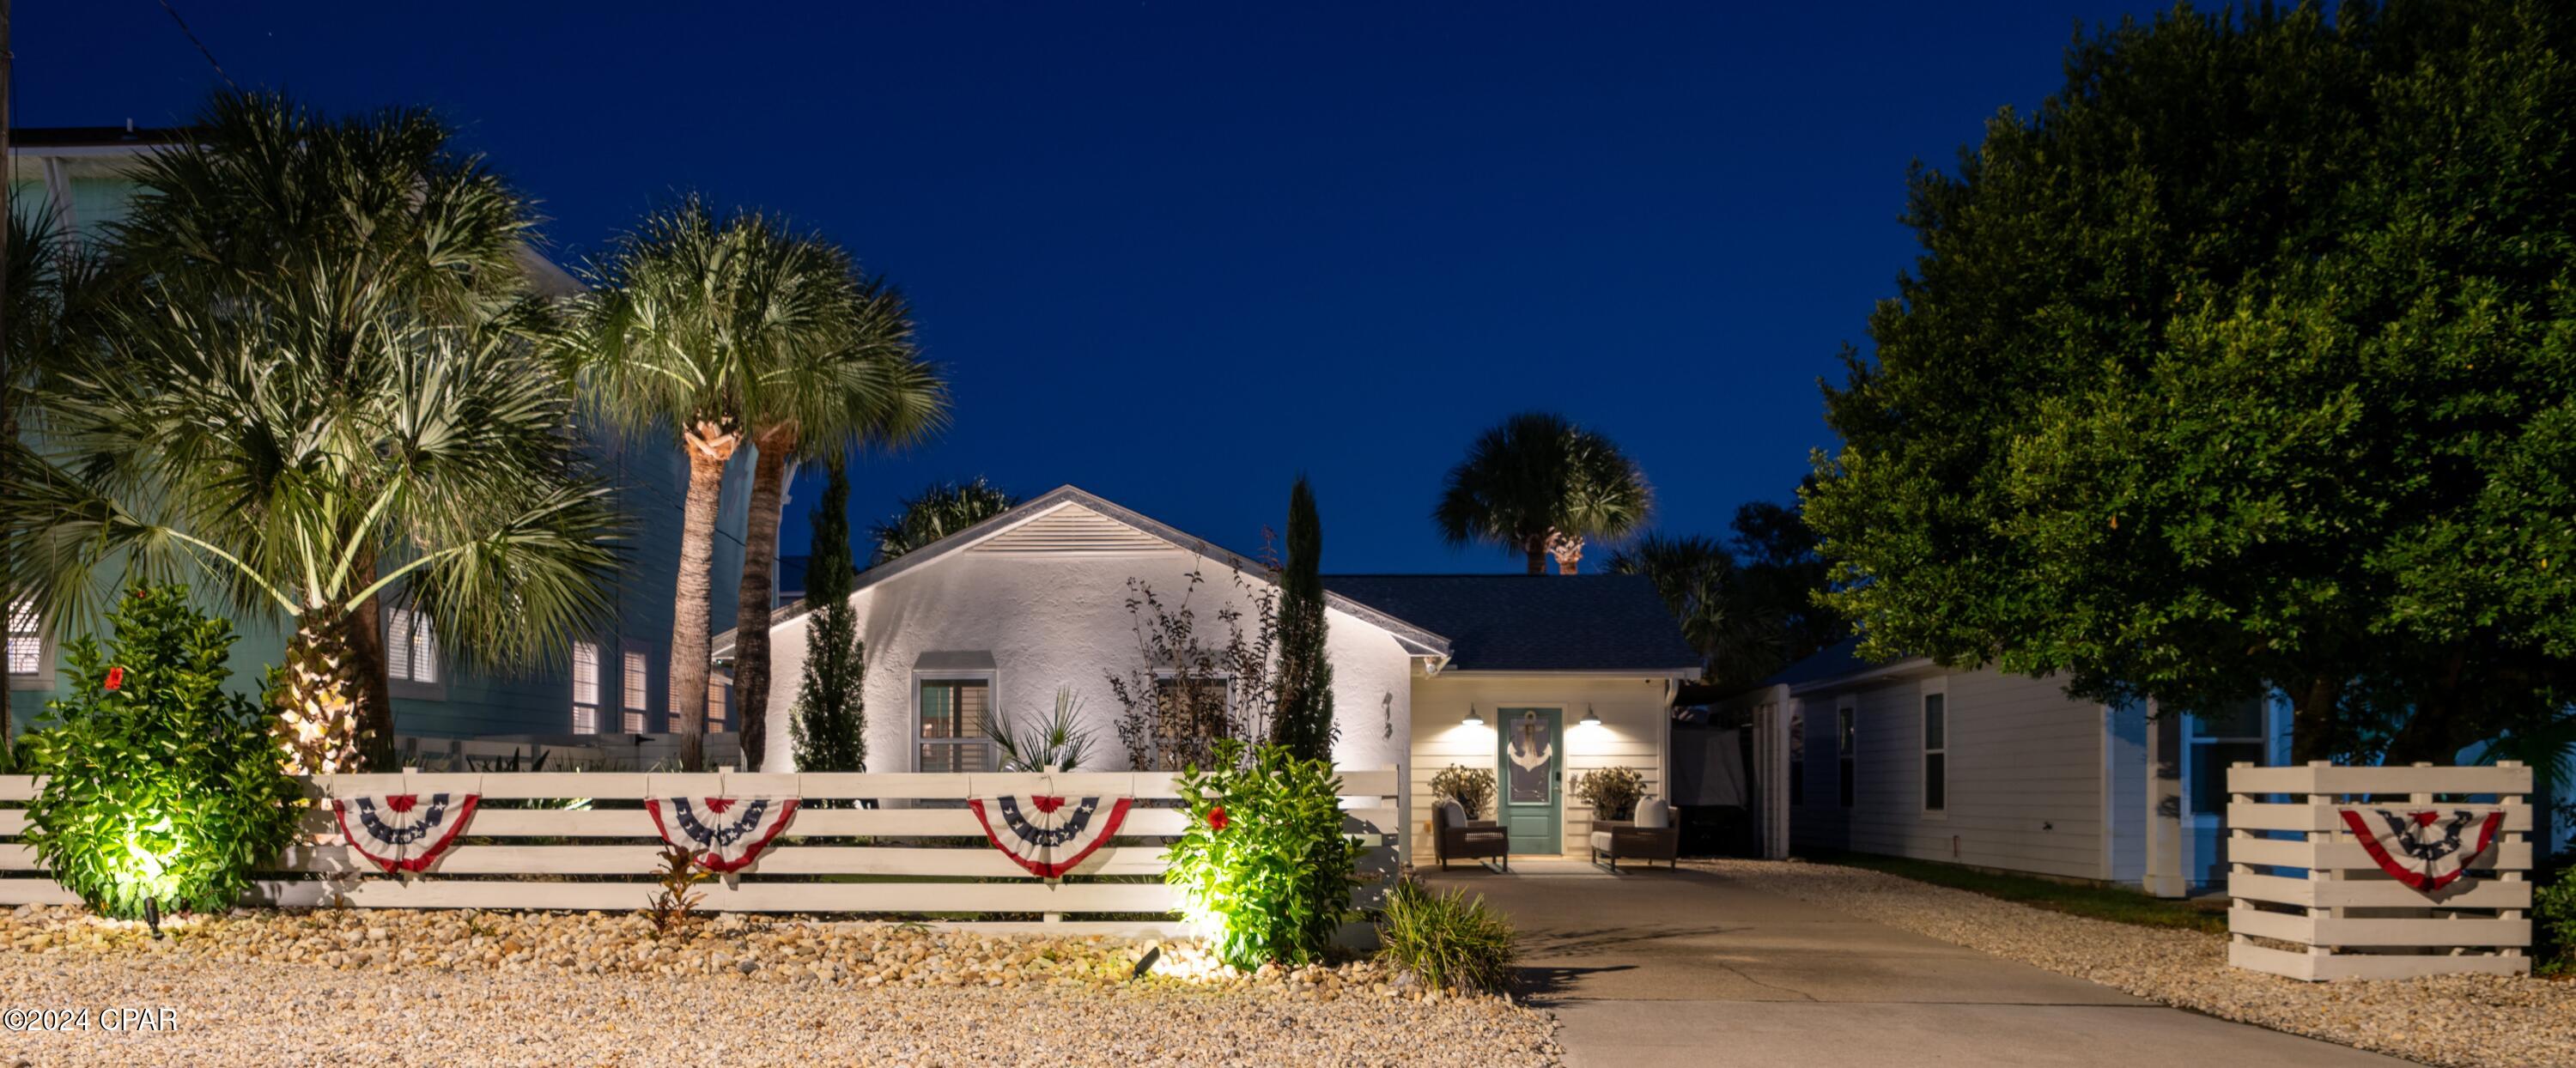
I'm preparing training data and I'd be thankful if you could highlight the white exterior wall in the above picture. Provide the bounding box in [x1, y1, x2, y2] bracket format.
[1790, 666, 2109, 882]
[1408, 671, 1674, 859]
[760, 547, 1414, 788]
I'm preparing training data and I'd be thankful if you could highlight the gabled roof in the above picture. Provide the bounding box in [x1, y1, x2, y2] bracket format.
[1731, 634, 1935, 698]
[1318, 573, 1701, 675]
[713, 485, 1453, 660]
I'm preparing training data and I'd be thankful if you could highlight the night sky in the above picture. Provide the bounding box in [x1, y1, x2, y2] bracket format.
[22, 2, 2164, 571]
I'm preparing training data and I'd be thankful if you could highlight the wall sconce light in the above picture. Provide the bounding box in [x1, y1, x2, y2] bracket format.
[1580, 706, 1602, 727]
[1463, 704, 1485, 727]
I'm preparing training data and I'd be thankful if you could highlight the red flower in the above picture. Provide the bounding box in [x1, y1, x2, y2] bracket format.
[1206, 806, 1230, 832]
[104, 666, 125, 692]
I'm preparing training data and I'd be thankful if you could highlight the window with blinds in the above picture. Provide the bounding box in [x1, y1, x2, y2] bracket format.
[572, 641, 601, 733]
[5, 600, 39, 677]
[386, 609, 440, 683]
[623, 651, 650, 732]
[707, 680, 729, 731]
[917, 679, 993, 773]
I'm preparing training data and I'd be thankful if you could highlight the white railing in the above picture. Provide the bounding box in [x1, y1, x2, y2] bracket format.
[0, 768, 1401, 933]
[2226, 761, 2531, 981]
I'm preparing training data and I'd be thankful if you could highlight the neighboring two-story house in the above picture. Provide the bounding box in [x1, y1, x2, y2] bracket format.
[5, 124, 756, 746]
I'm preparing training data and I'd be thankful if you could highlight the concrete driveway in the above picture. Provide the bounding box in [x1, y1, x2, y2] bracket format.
[1421, 863, 2413, 1067]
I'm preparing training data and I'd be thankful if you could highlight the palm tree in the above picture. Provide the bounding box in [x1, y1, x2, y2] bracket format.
[564, 199, 880, 770]
[732, 279, 946, 771]
[1433, 412, 1651, 573]
[1607, 534, 1771, 685]
[872, 477, 1018, 563]
[3, 200, 116, 761]
[3, 92, 619, 772]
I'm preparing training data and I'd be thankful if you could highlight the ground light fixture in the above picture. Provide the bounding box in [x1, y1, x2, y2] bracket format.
[1462, 704, 1485, 727]
[1580, 706, 1601, 726]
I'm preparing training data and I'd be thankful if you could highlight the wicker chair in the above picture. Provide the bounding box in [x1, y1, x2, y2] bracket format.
[1432, 798, 1509, 871]
[1589, 798, 1679, 871]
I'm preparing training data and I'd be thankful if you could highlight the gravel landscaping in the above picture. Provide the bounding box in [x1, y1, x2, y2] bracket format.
[0, 906, 1558, 1066]
[1686, 858, 2576, 1068]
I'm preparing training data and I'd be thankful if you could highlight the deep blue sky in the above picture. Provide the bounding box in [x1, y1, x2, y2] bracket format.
[24, 2, 2165, 572]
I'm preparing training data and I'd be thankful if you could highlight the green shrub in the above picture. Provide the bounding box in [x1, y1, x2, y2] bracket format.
[1430, 763, 1495, 820]
[1377, 877, 1517, 993]
[1571, 766, 1646, 821]
[2538, 865, 2576, 975]
[17, 587, 302, 919]
[1165, 738, 1361, 970]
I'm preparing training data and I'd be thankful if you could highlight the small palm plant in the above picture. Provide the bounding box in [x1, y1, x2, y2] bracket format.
[986, 686, 1098, 772]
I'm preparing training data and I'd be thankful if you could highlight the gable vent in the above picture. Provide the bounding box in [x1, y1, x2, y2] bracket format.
[969, 505, 1180, 555]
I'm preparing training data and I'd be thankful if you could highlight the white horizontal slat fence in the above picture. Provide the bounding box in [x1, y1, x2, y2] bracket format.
[0, 768, 1402, 930]
[2226, 761, 2531, 981]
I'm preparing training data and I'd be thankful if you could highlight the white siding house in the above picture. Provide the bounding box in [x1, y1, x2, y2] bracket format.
[725, 487, 1701, 866]
[1726, 639, 2294, 896]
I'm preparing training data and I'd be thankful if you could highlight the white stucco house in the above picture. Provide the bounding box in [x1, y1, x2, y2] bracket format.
[715, 486, 1702, 866]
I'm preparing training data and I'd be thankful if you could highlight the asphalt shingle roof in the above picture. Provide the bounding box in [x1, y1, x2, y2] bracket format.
[1756, 635, 1872, 689]
[1320, 573, 1698, 673]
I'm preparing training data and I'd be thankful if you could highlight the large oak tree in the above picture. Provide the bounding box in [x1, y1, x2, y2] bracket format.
[1806, 1, 2576, 763]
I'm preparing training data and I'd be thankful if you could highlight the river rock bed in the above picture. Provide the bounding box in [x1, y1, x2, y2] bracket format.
[0, 905, 1559, 1065]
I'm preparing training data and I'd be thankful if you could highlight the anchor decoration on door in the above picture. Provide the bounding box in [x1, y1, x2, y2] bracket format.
[1507, 710, 1554, 804]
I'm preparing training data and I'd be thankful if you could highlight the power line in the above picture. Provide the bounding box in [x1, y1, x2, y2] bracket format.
[157, 0, 236, 89]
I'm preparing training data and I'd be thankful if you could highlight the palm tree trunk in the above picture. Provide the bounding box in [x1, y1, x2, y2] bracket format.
[1549, 531, 1585, 574]
[1524, 537, 1547, 575]
[670, 422, 739, 772]
[273, 609, 366, 775]
[733, 426, 797, 772]
[349, 551, 398, 770]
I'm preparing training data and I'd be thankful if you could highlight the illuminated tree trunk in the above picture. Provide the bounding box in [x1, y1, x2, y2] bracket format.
[732, 425, 797, 773]
[1548, 531, 1585, 574]
[669, 422, 739, 772]
[271, 610, 367, 775]
[349, 550, 398, 768]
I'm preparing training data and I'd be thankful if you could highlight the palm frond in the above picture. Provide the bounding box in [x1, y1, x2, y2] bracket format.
[872, 477, 1019, 563]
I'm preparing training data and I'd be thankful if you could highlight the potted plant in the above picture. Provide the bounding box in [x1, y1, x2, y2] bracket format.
[1571, 766, 1646, 823]
[1430, 764, 1496, 821]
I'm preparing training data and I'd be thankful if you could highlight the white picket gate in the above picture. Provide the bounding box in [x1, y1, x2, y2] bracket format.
[0, 768, 1401, 933]
[2226, 761, 2533, 980]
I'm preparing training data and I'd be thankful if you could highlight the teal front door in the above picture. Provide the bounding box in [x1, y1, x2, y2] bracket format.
[1498, 707, 1562, 854]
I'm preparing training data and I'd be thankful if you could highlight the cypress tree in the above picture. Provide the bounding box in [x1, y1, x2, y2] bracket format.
[790, 463, 867, 773]
[1271, 476, 1336, 761]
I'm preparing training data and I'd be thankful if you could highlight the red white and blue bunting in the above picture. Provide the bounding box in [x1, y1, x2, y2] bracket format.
[2337, 807, 2507, 892]
[332, 792, 481, 873]
[969, 795, 1131, 878]
[646, 797, 799, 872]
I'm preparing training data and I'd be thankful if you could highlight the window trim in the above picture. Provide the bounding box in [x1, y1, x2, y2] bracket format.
[2183, 698, 2269, 827]
[1919, 677, 1948, 817]
[620, 645, 654, 734]
[1836, 698, 1857, 810]
[571, 640, 603, 734]
[6, 598, 55, 691]
[384, 607, 447, 701]
[913, 667, 999, 774]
